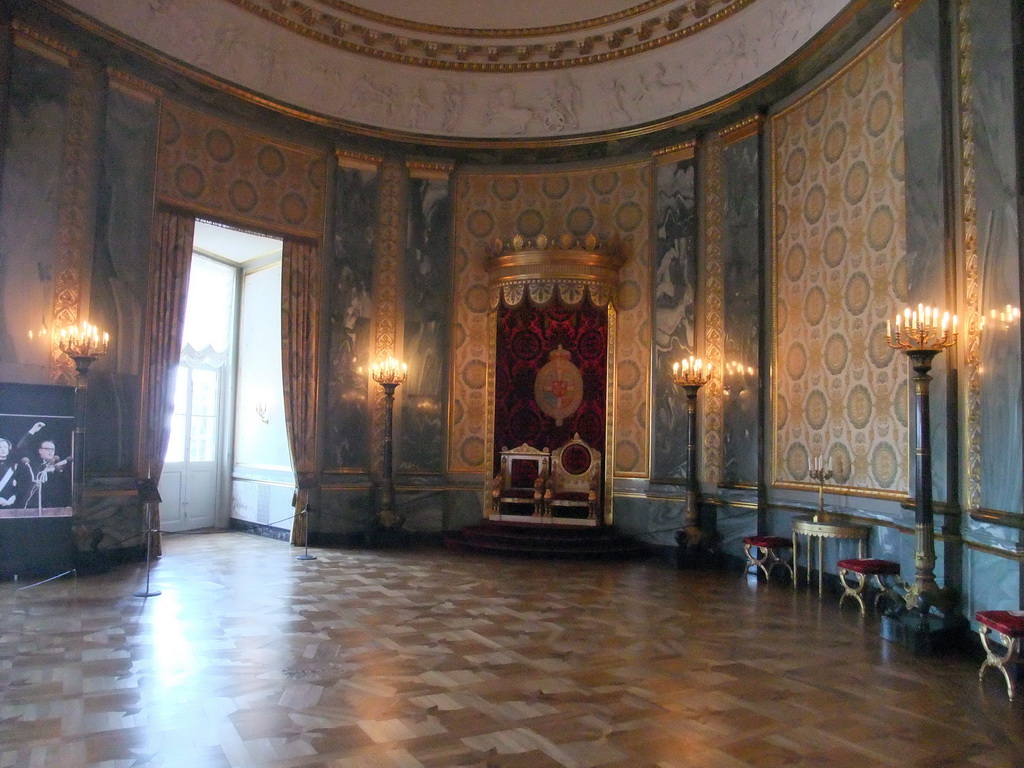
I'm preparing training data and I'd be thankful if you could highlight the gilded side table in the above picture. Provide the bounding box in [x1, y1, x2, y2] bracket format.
[791, 515, 871, 596]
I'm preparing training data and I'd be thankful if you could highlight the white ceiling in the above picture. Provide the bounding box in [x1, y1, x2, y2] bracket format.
[193, 221, 281, 265]
[62, 0, 853, 141]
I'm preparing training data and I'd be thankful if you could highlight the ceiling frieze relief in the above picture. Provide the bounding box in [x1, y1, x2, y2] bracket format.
[220, 0, 748, 70]
[58, 0, 854, 141]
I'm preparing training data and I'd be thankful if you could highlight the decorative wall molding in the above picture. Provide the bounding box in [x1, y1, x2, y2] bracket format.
[958, 0, 982, 515]
[701, 134, 725, 485]
[371, 158, 405, 476]
[52, 55, 105, 385]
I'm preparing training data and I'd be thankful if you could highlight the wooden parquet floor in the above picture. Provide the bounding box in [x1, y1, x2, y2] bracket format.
[1, 532, 1021, 768]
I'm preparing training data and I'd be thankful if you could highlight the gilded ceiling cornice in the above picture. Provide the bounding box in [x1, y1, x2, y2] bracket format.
[318, 0, 678, 38]
[222, 0, 752, 71]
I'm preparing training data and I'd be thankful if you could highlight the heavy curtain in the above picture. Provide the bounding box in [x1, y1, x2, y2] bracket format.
[139, 210, 195, 557]
[281, 239, 322, 545]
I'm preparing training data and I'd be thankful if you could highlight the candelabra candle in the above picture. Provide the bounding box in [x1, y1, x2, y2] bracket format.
[371, 356, 408, 385]
[809, 456, 834, 518]
[671, 355, 713, 388]
[58, 320, 110, 358]
[886, 304, 957, 351]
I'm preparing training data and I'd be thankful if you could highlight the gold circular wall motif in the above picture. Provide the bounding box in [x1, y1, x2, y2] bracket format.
[824, 332, 849, 375]
[280, 192, 308, 224]
[462, 359, 487, 389]
[823, 226, 847, 268]
[205, 129, 235, 162]
[804, 285, 827, 326]
[174, 164, 205, 198]
[867, 91, 893, 137]
[805, 389, 828, 430]
[867, 205, 895, 251]
[785, 243, 807, 282]
[785, 147, 807, 185]
[257, 145, 286, 177]
[824, 122, 847, 163]
[843, 272, 870, 315]
[870, 442, 898, 488]
[468, 209, 495, 238]
[803, 184, 826, 224]
[616, 439, 639, 472]
[460, 436, 485, 467]
[786, 442, 809, 480]
[785, 341, 807, 381]
[843, 160, 869, 205]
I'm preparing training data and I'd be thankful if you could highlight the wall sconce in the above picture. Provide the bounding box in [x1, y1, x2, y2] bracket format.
[979, 304, 1020, 332]
[58, 320, 110, 374]
[255, 402, 269, 424]
[27, 317, 49, 343]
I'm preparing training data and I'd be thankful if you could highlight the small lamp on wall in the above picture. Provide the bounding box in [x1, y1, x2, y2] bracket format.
[671, 356, 714, 566]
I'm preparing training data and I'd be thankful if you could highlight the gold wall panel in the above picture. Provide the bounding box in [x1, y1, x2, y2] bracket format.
[451, 161, 652, 476]
[701, 134, 724, 485]
[771, 27, 909, 496]
[156, 100, 327, 239]
[52, 55, 105, 385]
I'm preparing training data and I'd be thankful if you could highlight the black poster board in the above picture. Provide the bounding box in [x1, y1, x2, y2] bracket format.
[0, 384, 76, 577]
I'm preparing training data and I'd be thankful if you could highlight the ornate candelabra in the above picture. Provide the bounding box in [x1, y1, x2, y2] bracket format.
[887, 304, 956, 614]
[371, 356, 407, 530]
[57, 321, 110, 513]
[809, 456, 833, 520]
[672, 356, 713, 561]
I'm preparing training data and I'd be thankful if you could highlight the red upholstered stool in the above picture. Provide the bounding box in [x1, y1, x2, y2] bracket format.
[743, 535, 794, 584]
[837, 558, 900, 616]
[976, 610, 1024, 701]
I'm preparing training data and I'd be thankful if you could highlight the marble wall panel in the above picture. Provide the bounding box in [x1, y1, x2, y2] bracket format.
[714, 503, 758, 561]
[721, 135, 761, 486]
[0, 47, 69, 384]
[965, 547, 1020, 616]
[772, 29, 909, 495]
[400, 177, 452, 474]
[445, 487, 485, 530]
[325, 166, 377, 471]
[318, 487, 375, 534]
[612, 494, 682, 547]
[971, 0, 1022, 516]
[86, 86, 158, 475]
[902, 0, 951, 501]
[398, 489, 446, 532]
[652, 158, 697, 482]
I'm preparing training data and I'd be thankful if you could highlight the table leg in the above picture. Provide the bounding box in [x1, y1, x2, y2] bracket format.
[817, 535, 824, 596]
[792, 531, 798, 589]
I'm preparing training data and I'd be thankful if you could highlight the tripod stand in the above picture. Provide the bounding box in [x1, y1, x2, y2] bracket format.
[134, 478, 162, 598]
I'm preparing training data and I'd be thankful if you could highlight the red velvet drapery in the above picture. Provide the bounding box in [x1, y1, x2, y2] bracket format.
[493, 298, 607, 474]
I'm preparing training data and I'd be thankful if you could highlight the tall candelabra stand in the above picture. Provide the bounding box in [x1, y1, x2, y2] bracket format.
[809, 456, 833, 521]
[887, 305, 957, 614]
[371, 356, 407, 530]
[671, 356, 713, 562]
[58, 321, 109, 516]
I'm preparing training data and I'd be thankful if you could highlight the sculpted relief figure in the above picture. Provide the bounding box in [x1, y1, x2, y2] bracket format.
[485, 87, 533, 135]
